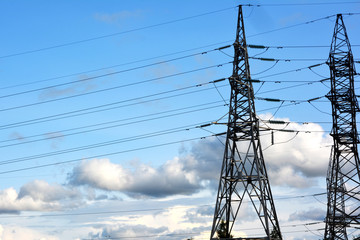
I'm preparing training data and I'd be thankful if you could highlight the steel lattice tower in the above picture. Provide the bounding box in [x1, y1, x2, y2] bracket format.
[210, 6, 282, 240]
[324, 14, 360, 240]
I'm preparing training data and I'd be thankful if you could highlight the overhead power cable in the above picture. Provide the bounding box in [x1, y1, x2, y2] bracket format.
[0, 120, 220, 166]
[257, 80, 326, 95]
[0, 133, 228, 175]
[0, 70, 328, 131]
[0, 6, 236, 59]
[0, 41, 233, 91]
[248, 44, 360, 49]
[2, 10, 356, 62]
[252, 60, 279, 76]
[0, 50, 232, 99]
[0, 204, 212, 219]
[250, 56, 327, 62]
[0, 109, 331, 169]
[262, 119, 336, 126]
[256, 95, 326, 104]
[246, 2, 360, 7]
[247, 13, 360, 39]
[0, 82, 228, 131]
[0, 62, 327, 116]
[257, 101, 307, 114]
[6, 41, 352, 91]
[0, 193, 326, 219]
[0, 62, 231, 112]
[0, 101, 226, 148]
[257, 62, 326, 80]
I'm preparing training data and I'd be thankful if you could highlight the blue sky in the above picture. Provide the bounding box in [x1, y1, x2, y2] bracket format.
[0, 0, 359, 239]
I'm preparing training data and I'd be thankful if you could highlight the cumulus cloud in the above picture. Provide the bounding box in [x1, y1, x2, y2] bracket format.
[0, 187, 54, 213]
[68, 116, 331, 197]
[84, 203, 212, 240]
[260, 115, 332, 188]
[67, 135, 225, 198]
[0, 180, 81, 213]
[18, 180, 79, 202]
[68, 158, 202, 198]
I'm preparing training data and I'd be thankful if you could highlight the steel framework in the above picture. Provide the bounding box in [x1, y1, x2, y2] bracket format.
[210, 6, 282, 240]
[324, 14, 360, 240]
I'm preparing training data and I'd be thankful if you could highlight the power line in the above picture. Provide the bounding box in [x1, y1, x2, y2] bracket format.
[246, 2, 360, 7]
[248, 44, 360, 49]
[256, 79, 328, 95]
[0, 6, 236, 59]
[2, 10, 356, 62]
[250, 56, 328, 62]
[0, 76, 328, 141]
[1, 63, 328, 126]
[0, 105, 334, 165]
[0, 192, 326, 219]
[0, 101, 226, 146]
[247, 14, 341, 38]
[0, 121, 219, 166]
[257, 62, 327, 80]
[1, 40, 355, 92]
[0, 133, 227, 175]
[0, 62, 231, 112]
[0, 53, 232, 100]
[6, 40, 351, 91]
[0, 62, 327, 116]
[256, 95, 324, 104]
[0, 83, 228, 131]
[0, 41, 233, 91]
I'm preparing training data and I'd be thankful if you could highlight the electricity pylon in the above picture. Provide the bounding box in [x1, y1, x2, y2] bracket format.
[324, 14, 360, 240]
[210, 6, 282, 240]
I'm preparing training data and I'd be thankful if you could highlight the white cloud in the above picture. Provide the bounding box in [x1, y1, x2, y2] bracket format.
[18, 180, 79, 202]
[260, 115, 332, 188]
[0, 187, 57, 213]
[68, 158, 202, 198]
[0, 180, 81, 213]
[85, 203, 212, 240]
[67, 136, 225, 198]
[68, 117, 331, 198]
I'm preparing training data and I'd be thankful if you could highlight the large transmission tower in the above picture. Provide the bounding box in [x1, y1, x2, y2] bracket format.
[210, 6, 282, 240]
[324, 14, 360, 240]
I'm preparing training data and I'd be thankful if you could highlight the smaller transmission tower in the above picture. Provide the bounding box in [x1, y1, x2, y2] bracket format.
[324, 14, 360, 240]
[210, 6, 282, 240]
